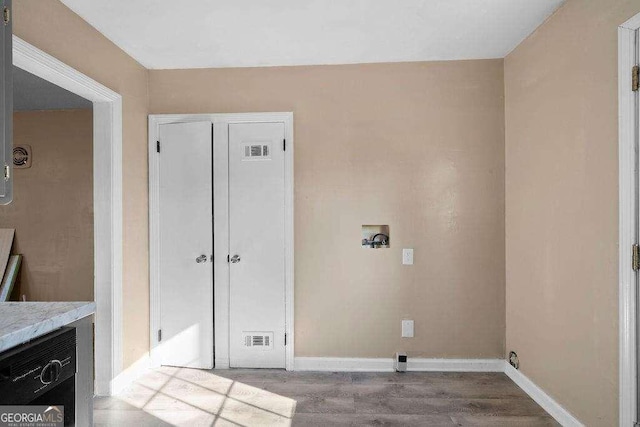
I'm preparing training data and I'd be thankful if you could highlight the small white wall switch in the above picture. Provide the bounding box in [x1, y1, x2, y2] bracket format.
[402, 320, 414, 338]
[402, 248, 414, 265]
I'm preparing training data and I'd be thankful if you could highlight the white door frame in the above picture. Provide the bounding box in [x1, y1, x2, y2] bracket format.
[619, 13, 640, 427]
[148, 112, 295, 370]
[13, 36, 123, 395]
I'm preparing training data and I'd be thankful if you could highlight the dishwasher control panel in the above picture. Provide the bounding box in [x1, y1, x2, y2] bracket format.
[0, 327, 76, 404]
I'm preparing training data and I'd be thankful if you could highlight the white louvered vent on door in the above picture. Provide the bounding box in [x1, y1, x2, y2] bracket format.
[242, 332, 274, 350]
[242, 143, 272, 161]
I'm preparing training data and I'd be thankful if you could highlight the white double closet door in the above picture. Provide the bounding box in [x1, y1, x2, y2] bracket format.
[158, 120, 286, 369]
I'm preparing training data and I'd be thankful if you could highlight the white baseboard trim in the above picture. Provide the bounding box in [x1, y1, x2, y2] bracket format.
[293, 357, 504, 372]
[409, 358, 504, 372]
[108, 354, 151, 396]
[215, 357, 230, 369]
[504, 364, 584, 427]
[94, 378, 111, 397]
[295, 357, 395, 372]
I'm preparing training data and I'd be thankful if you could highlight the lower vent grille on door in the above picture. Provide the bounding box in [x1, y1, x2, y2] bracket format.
[242, 332, 274, 350]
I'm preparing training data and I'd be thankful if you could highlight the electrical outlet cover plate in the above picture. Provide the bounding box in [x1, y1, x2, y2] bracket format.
[402, 320, 414, 338]
[402, 248, 414, 265]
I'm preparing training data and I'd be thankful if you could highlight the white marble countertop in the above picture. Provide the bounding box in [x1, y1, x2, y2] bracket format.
[0, 302, 95, 353]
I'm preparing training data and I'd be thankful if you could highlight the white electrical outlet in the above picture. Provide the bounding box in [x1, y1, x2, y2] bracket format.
[402, 320, 414, 338]
[402, 248, 414, 265]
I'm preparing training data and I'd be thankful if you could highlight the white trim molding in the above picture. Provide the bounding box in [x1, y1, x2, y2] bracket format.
[13, 36, 123, 396]
[111, 354, 151, 396]
[294, 357, 504, 372]
[295, 357, 396, 372]
[621, 13, 640, 31]
[148, 113, 294, 371]
[619, 13, 640, 427]
[409, 358, 504, 372]
[504, 364, 584, 427]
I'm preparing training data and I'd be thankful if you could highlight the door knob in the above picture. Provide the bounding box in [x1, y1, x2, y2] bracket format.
[196, 254, 208, 263]
[230, 254, 241, 264]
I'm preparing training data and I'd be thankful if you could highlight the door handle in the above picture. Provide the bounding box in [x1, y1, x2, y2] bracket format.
[196, 254, 208, 263]
[230, 254, 241, 264]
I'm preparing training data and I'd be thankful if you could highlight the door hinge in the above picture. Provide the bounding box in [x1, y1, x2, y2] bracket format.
[3, 6, 10, 25]
[158, 329, 162, 342]
[284, 333, 287, 346]
[633, 65, 639, 92]
[3, 164, 9, 181]
[283, 139, 286, 151]
[156, 140, 161, 153]
[633, 244, 639, 271]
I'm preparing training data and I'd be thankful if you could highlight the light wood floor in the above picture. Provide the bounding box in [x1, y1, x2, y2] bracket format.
[94, 367, 559, 426]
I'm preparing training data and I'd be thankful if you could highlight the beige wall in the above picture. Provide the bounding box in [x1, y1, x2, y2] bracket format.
[9, 0, 506, 371]
[150, 60, 506, 358]
[12, 1, 149, 368]
[505, 1, 640, 425]
[0, 110, 93, 301]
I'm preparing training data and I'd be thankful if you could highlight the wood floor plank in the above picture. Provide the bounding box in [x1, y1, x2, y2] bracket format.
[210, 369, 352, 385]
[292, 413, 354, 426]
[264, 382, 355, 398]
[0, 255, 21, 301]
[0, 229, 14, 280]
[351, 371, 514, 386]
[352, 382, 527, 400]
[94, 409, 174, 427]
[354, 397, 549, 417]
[450, 414, 561, 426]
[293, 396, 356, 414]
[292, 413, 456, 426]
[352, 414, 456, 426]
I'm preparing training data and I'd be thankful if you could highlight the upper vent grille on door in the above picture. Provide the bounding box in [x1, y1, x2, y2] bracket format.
[242, 332, 274, 350]
[242, 143, 271, 161]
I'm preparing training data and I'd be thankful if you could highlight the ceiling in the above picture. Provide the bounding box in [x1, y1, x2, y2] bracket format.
[60, 0, 564, 69]
[13, 66, 92, 111]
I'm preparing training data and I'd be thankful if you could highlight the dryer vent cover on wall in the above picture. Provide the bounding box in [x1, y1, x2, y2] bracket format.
[13, 145, 32, 169]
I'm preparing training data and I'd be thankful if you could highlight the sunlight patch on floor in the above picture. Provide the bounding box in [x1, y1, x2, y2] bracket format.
[111, 367, 296, 426]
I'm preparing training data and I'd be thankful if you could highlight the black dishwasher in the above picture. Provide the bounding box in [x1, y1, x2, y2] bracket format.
[0, 327, 76, 426]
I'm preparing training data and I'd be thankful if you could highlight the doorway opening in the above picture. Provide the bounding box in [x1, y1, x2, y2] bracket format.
[4, 66, 94, 303]
[11, 36, 123, 396]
